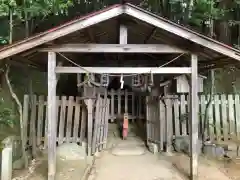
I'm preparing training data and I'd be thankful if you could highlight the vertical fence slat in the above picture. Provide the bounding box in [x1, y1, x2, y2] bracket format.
[132, 93, 135, 121]
[150, 98, 154, 142]
[37, 96, 44, 146]
[159, 100, 165, 151]
[228, 94, 235, 136]
[125, 90, 128, 114]
[80, 105, 86, 144]
[99, 98, 105, 151]
[118, 90, 121, 116]
[165, 97, 172, 152]
[200, 95, 206, 137]
[30, 95, 37, 157]
[173, 98, 180, 136]
[58, 96, 66, 145]
[97, 97, 103, 151]
[73, 97, 81, 143]
[66, 96, 74, 143]
[111, 89, 114, 122]
[187, 94, 190, 134]
[102, 91, 108, 149]
[44, 104, 48, 149]
[104, 98, 110, 148]
[23, 95, 29, 152]
[208, 95, 214, 141]
[180, 94, 186, 135]
[139, 95, 142, 119]
[214, 95, 221, 141]
[235, 94, 240, 138]
[221, 94, 228, 141]
[146, 97, 150, 144]
[92, 96, 100, 154]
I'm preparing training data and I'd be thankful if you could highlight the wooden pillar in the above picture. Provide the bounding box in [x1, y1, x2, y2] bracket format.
[190, 54, 198, 180]
[48, 52, 57, 180]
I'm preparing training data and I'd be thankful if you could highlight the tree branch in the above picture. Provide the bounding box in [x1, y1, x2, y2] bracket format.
[5, 64, 28, 168]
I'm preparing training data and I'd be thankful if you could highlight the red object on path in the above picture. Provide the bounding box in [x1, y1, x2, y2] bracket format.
[122, 113, 129, 140]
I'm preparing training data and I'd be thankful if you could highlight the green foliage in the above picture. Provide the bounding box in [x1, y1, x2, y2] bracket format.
[190, 0, 225, 26]
[0, 98, 16, 128]
[0, 0, 74, 17]
[0, 107, 16, 127]
[0, 0, 74, 42]
[0, 36, 8, 44]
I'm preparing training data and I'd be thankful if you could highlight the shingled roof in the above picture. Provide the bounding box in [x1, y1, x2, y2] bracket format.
[0, 3, 239, 68]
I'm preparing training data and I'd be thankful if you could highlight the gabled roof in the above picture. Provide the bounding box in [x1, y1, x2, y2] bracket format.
[0, 3, 240, 63]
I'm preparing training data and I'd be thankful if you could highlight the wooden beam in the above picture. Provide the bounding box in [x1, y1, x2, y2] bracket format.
[47, 52, 57, 180]
[190, 54, 198, 180]
[55, 66, 191, 74]
[39, 44, 186, 53]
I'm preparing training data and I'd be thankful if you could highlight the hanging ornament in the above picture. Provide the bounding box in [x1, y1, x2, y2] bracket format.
[132, 74, 142, 87]
[120, 74, 124, 89]
[100, 74, 109, 87]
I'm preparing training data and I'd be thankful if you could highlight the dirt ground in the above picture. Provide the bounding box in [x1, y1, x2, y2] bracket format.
[208, 157, 240, 180]
[12, 157, 88, 180]
[11, 123, 240, 180]
[87, 123, 234, 180]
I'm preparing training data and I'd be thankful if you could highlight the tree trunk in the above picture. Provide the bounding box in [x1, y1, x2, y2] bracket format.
[217, 0, 231, 44]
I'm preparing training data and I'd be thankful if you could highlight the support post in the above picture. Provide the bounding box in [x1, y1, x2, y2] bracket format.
[48, 52, 57, 180]
[190, 54, 198, 180]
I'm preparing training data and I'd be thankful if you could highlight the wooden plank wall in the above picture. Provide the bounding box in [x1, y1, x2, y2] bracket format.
[23, 95, 87, 155]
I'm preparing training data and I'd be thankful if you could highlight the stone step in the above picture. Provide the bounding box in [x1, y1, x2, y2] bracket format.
[111, 145, 146, 156]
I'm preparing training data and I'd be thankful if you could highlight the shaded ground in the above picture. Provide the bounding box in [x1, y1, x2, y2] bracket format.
[11, 122, 240, 180]
[12, 154, 89, 180]
[166, 153, 231, 180]
[209, 155, 240, 179]
[87, 123, 234, 180]
[88, 123, 184, 180]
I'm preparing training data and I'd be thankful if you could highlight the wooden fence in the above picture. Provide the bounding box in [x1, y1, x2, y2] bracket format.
[146, 94, 240, 152]
[92, 94, 110, 154]
[23, 89, 143, 156]
[23, 95, 87, 157]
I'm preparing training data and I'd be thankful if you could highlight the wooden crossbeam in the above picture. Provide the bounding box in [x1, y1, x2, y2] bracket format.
[39, 44, 186, 53]
[55, 66, 191, 74]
